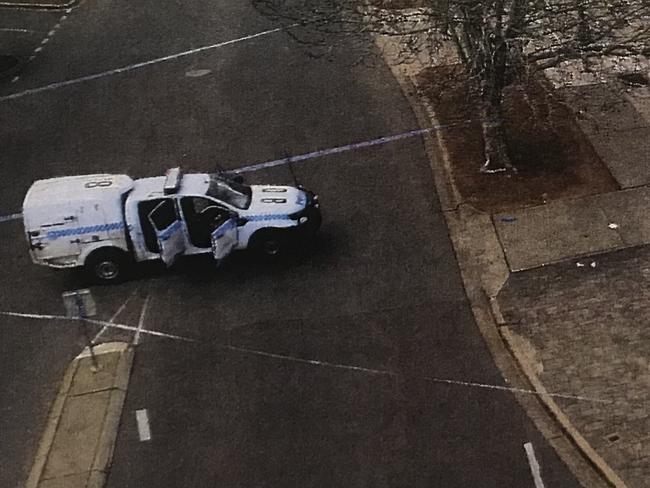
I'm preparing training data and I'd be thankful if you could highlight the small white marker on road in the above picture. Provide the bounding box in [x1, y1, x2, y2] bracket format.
[135, 409, 151, 442]
[524, 442, 545, 488]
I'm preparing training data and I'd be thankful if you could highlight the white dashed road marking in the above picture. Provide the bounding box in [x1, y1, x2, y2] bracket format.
[135, 409, 152, 442]
[185, 68, 211, 78]
[524, 442, 545, 488]
[11, 9, 73, 84]
[0, 25, 291, 102]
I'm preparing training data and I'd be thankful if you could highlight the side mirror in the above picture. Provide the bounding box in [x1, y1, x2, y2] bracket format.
[231, 175, 244, 184]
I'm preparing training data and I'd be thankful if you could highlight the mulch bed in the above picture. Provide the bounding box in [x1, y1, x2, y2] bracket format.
[416, 65, 618, 213]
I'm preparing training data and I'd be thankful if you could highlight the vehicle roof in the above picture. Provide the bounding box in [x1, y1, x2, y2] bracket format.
[129, 173, 210, 201]
[23, 174, 134, 208]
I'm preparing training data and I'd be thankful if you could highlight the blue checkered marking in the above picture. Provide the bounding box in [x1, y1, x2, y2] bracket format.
[46, 222, 124, 240]
[212, 218, 237, 240]
[157, 220, 182, 242]
[247, 214, 290, 222]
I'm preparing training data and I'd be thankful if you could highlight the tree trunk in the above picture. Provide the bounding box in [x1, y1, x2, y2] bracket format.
[479, 100, 513, 173]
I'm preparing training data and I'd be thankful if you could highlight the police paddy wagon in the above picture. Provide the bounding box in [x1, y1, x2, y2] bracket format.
[22, 168, 321, 283]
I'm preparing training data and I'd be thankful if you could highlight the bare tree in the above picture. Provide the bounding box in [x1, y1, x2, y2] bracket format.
[253, 0, 650, 172]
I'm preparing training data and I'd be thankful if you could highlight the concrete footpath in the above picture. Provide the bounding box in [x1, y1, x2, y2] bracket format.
[26, 342, 133, 488]
[375, 24, 650, 488]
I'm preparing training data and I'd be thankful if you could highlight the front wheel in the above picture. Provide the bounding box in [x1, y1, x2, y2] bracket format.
[84, 248, 130, 284]
[249, 230, 286, 258]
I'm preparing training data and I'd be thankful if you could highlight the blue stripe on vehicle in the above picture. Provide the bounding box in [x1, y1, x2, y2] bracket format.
[46, 222, 124, 240]
[158, 220, 182, 241]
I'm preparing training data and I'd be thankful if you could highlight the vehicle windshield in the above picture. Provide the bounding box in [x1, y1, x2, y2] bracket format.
[206, 174, 252, 210]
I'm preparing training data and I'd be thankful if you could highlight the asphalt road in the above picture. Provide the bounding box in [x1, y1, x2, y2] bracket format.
[0, 1, 582, 487]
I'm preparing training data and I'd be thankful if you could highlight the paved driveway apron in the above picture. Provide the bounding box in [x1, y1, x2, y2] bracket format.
[0, 0, 581, 486]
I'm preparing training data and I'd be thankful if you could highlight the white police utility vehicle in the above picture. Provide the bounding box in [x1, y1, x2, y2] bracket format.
[23, 168, 321, 283]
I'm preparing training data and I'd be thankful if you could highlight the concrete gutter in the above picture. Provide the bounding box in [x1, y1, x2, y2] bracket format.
[26, 342, 134, 488]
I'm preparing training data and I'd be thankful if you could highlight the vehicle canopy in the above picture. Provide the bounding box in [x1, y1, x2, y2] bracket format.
[23, 174, 134, 229]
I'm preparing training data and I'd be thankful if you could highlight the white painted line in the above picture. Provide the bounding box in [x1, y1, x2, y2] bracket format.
[11, 76, 19, 83]
[524, 442, 545, 488]
[135, 409, 152, 441]
[0, 212, 21, 223]
[133, 292, 152, 345]
[34, 46, 42, 53]
[0, 25, 292, 102]
[0, 310, 193, 342]
[232, 122, 472, 174]
[92, 287, 140, 343]
[47, 29, 56, 36]
[40, 37, 49, 44]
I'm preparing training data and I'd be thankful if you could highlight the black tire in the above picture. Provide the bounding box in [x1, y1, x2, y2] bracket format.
[249, 229, 286, 258]
[84, 248, 130, 284]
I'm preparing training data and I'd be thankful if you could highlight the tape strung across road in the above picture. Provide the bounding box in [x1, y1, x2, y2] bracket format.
[0, 310, 193, 342]
[232, 122, 471, 174]
[1, 308, 610, 403]
[0, 212, 22, 223]
[0, 122, 473, 224]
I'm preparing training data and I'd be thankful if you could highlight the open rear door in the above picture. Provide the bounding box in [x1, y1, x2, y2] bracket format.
[210, 217, 237, 261]
[148, 199, 185, 266]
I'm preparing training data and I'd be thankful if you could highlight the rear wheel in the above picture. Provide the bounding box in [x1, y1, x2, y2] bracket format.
[84, 248, 130, 284]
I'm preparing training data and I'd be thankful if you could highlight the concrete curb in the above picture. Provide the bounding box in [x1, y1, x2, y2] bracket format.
[501, 326, 629, 488]
[26, 342, 134, 488]
[374, 34, 625, 488]
[25, 352, 79, 488]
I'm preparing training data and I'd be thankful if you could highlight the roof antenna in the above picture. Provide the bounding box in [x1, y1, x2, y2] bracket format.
[285, 150, 302, 189]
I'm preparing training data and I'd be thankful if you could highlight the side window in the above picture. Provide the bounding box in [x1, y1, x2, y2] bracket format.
[149, 199, 177, 230]
[138, 198, 175, 253]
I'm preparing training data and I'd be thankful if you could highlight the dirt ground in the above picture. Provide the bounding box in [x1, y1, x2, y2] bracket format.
[416, 65, 618, 213]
